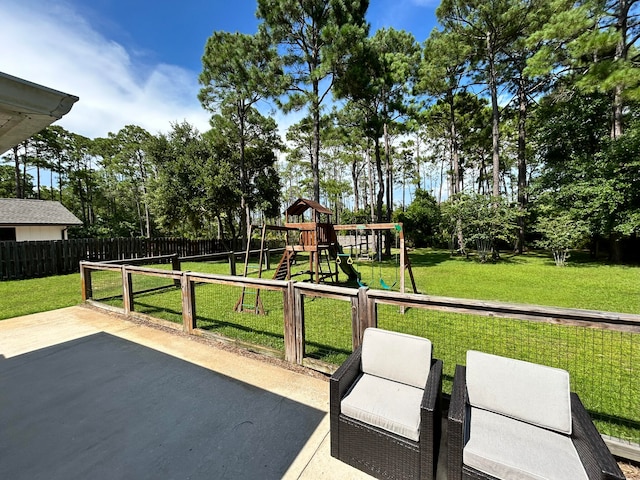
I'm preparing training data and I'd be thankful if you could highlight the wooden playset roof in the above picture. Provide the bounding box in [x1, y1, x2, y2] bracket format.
[285, 198, 332, 217]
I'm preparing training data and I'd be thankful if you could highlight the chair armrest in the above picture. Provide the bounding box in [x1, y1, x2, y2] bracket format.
[421, 358, 443, 414]
[420, 359, 443, 480]
[330, 347, 362, 415]
[448, 365, 468, 480]
[570, 393, 625, 480]
[329, 347, 362, 459]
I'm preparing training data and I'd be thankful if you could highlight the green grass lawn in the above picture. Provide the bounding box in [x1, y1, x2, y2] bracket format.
[2, 248, 638, 319]
[0, 273, 82, 320]
[407, 249, 640, 314]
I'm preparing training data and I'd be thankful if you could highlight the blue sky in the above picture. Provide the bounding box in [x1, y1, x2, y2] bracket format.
[0, 0, 439, 139]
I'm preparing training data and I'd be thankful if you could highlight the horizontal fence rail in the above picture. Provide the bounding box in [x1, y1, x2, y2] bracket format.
[80, 258, 640, 461]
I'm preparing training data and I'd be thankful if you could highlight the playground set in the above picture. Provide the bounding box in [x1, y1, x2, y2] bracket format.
[235, 198, 418, 314]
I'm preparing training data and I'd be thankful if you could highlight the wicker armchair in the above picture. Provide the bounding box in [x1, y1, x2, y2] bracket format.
[448, 351, 625, 480]
[330, 328, 443, 480]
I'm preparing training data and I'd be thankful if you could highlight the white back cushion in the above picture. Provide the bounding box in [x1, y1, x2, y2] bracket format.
[466, 350, 572, 434]
[361, 328, 432, 388]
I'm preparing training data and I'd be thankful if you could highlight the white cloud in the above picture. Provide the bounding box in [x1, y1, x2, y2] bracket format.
[0, 0, 211, 138]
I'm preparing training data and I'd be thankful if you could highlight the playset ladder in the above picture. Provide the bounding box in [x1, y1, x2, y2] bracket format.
[273, 249, 296, 280]
[234, 224, 267, 314]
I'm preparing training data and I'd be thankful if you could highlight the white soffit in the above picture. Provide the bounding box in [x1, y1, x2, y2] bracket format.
[0, 71, 79, 155]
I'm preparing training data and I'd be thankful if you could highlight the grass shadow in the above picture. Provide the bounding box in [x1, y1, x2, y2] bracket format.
[195, 313, 285, 350]
[404, 249, 453, 267]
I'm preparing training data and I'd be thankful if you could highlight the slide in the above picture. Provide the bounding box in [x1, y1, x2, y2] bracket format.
[329, 244, 359, 281]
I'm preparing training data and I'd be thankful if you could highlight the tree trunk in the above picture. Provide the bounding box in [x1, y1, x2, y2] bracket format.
[136, 198, 144, 236]
[216, 215, 223, 241]
[367, 145, 375, 223]
[21, 143, 28, 198]
[13, 146, 21, 198]
[375, 138, 384, 225]
[137, 153, 151, 238]
[516, 74, 528, 253]
[352, 155, 359, 212]
[383, 122, 392, 256]
[438, 153, 444, 204]
[487, 32, 500, 197]
[611, 0, 628, 139]
[312, 80, 321, 203]
[448, 86, 462, 195]
[239, 99, 251, 245]
[414, 130, 422, 191]
[35, 146, 41, 199]
[58, 157, 64, 203]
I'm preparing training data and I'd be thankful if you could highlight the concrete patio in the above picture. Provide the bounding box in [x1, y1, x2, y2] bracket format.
[0, 305, 448, 479]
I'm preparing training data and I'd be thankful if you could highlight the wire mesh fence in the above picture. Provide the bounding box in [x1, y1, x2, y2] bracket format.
[193, 281, 286, 354]
[129, 270, 182, 325]
[301, 295, 354, 364]
[89, 268, 123, 307]
[80, 259, 640, 449]
[376, 302, 640, 445]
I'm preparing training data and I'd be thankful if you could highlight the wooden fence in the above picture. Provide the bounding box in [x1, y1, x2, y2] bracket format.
[79, 259, 640, 460]
[0, 237, 226, 281]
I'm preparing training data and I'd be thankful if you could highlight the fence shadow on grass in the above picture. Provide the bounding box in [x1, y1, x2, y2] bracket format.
[133, 301, 182, 322]
[195, 314, 285, 349]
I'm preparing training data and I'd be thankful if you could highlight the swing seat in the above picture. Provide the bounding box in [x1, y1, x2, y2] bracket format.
[379, 278, 397, 290]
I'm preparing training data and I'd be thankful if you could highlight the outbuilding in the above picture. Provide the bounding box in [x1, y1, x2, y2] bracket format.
[0, 198, 82, 241]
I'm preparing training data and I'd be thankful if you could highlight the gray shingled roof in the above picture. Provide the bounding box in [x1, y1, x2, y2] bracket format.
[0, 199, 82, 226]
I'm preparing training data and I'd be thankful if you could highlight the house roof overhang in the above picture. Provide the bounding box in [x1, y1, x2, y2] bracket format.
[0, 72, 79, 155]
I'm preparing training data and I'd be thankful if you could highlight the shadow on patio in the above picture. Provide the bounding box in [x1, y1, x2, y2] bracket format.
[0, 307, 373, 479]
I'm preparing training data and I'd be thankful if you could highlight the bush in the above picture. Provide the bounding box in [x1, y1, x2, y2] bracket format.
[441, 193, 521, 261]
[534, 212, 589, 266]
[394, 189, 441, 247]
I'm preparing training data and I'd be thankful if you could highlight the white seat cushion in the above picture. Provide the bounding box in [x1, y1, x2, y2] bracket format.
[464, 408, 588, 480]
[361, 327, 432, 388]
[466, 350, 572, 434]
[341, 373, 424, 441]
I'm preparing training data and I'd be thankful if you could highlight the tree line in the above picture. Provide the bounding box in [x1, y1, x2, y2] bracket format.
[2, 0, 639, 261]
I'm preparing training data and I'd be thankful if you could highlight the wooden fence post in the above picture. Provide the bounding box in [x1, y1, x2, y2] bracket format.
[122, 266, 134, 315]
[181, 273, 196, 333]
[265, 247, 271, 271]
[172, 254, 181, 287]
[228, 252, 237, 276]
[283, 281, 297, 363]
[80, 262, 92, 301]
[352, 286, 369, 350]
[366, 289, 377, 331]
[292, 283, 305, 364]
[171, 253, 180, 271]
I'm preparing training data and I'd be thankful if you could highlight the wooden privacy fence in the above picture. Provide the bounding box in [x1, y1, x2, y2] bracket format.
[79, 260, 640, 460]
[0, 237, 226, 281]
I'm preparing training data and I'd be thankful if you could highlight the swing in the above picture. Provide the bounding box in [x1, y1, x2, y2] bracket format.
[378, 263, 397, 289]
